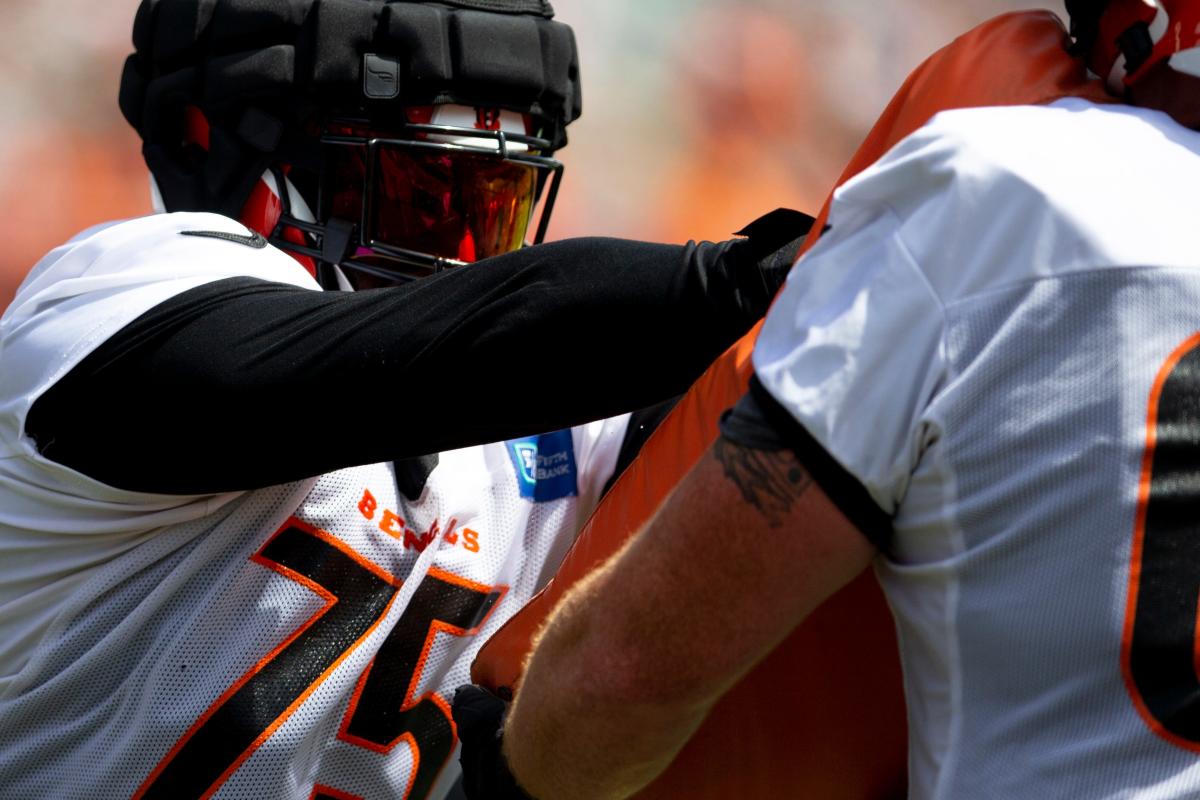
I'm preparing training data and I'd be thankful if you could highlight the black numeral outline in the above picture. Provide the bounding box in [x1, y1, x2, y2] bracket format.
[337, 568, 506, 798]
[134, 518, 505, 800]
[135, 520, 401, 799]
[1125, 331, 1200, 751]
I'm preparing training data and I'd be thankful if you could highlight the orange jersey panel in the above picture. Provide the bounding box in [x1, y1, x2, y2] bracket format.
[473, 11, 1110, 799]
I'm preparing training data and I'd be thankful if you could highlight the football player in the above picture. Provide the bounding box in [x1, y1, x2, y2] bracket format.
[495, 1, 1200, 798]
[0, 0, 811, 798]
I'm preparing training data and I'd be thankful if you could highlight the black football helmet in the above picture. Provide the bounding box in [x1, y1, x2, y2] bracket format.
[120, 0, 580, 288]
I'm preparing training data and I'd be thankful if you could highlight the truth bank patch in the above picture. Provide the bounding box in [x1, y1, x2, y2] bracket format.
[506, 429, 578, 502]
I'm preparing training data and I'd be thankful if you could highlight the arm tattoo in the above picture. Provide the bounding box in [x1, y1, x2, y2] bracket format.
[713, 437, 813, 529]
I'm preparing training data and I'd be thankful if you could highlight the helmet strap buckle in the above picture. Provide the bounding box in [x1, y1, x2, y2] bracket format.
[322, 218, 356, 266]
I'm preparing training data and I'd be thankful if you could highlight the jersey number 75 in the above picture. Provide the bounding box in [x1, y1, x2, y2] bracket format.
[133, 518, 504, 800]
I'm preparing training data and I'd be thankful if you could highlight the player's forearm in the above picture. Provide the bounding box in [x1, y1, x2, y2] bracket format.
[501, 447, 792, 798]
[499, 438, 877, 799]
[502, 553, 714, 800]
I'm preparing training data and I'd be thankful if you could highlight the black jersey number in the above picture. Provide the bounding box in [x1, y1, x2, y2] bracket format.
[134, 519, 504, 799]
[1125, 332, 1200, 751]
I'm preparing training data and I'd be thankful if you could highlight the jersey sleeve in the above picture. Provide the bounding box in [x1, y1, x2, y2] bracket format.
[0, 213, 319, 542]
[0, 212, 318, 463]
[752, 129, 956, 517]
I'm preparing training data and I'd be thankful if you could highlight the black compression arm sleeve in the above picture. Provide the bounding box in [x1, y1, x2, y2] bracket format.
[27, 236, 788, 494]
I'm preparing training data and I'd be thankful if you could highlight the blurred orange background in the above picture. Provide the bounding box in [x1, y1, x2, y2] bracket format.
[0, 0, 1045, 312]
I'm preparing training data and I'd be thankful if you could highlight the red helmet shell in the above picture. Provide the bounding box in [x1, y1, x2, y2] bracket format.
[1089, 0, 1200, 92]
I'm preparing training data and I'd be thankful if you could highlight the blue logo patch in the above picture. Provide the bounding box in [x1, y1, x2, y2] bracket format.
[506, 429, 578, 502]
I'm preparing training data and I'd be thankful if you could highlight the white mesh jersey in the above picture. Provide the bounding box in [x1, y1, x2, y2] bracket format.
[755, 99, 1200, 799]
[0, 212, 629, 799]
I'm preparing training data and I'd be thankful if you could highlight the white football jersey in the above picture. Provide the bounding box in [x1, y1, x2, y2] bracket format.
[756, 99, 1200, 799]
[0, 213, 628, 799]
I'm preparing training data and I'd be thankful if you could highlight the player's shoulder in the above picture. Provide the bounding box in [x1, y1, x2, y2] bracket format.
[831, 100, 1200, 302]
[46, 211, 261, 257]
[889, 100, 1200, 208]
[35, 211, 292, 281]
[6, 212, 317, 325]
[930, 99, 1199, 170]
[845, 101, 1179, 201]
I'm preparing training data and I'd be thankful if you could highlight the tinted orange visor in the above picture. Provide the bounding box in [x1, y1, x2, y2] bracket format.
[373, 144, 536, 262]
[321, 129, 557, 279]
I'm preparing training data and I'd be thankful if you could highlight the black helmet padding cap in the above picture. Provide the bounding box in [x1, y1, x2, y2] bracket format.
[119, 0, 580, 218]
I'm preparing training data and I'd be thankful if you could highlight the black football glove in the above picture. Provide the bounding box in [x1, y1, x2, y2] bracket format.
[732, 206, 816, 300]
[452, 684, 534, 800]
[690, 207, 815, 328]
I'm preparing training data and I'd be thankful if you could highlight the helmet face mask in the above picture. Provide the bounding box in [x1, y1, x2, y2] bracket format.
[276, 111, 564, 289]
